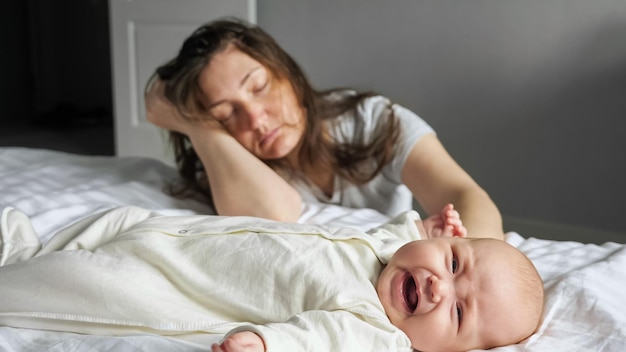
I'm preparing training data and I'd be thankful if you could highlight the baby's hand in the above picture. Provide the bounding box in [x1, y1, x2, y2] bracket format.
[211, 331, 265, 352]
[420, 204, 467, 239]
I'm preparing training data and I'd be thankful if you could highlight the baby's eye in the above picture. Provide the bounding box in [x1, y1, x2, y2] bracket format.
[456, 304, 463, 325]
[451, 257, 458, 273]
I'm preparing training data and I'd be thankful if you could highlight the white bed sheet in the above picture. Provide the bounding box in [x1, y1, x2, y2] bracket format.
[1, 147, 625, 352]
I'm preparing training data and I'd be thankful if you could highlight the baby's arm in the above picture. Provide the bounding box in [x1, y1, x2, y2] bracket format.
[215, 310, 410, 352]
[417, 203, 467, 239]
[211, 331, 265, 352]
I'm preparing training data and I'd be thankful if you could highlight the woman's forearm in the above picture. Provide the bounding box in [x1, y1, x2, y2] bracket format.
[145, 80, 302, 221]
[402, 135, 504, 240]
[449, 189, 504, 240]
[188, 129, 302, 222]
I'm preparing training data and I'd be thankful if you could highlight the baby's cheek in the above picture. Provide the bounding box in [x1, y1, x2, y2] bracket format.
[401, 315, 452, 352]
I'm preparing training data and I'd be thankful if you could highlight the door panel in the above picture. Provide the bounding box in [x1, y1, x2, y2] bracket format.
[109, 0, 256, 164]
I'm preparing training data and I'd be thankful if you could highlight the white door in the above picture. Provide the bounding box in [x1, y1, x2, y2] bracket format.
[109, 0, 256, 165]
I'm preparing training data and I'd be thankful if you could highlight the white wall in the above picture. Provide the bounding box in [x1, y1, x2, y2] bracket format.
[258, 0, 626, 237]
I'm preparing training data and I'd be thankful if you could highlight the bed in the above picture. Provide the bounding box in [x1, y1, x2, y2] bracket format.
[1, 146, 625, 351]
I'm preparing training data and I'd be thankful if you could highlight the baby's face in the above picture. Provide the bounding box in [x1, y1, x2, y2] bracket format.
[376, 237, 540, 352]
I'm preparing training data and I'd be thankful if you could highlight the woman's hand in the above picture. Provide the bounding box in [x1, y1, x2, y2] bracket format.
[145, 78, 218, 135]
[211, 331, 265, 352]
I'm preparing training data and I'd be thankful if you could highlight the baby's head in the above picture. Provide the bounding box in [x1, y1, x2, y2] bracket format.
[376, 236, 544, 352]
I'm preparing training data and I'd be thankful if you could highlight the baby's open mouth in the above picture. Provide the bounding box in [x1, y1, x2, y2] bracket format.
[403, 274, 418, 312]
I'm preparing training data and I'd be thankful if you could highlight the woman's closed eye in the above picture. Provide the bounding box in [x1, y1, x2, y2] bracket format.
[252, 78, 270, 96]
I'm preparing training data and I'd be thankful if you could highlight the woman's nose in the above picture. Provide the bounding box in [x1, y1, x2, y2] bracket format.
[244, 101, 266, 129]
[429, 276, 450, 303]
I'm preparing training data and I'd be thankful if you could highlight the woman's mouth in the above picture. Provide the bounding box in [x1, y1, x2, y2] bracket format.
[259, 127, 279, 147]
[403, 274, 418, 312]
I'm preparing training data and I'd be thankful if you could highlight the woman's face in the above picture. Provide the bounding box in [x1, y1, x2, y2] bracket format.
[198, 44, 306, 160]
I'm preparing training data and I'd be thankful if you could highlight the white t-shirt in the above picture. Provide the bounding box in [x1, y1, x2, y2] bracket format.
[293, 93, 435, 217]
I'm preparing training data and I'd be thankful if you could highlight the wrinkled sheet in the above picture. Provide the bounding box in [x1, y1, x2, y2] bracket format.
[1, 147, 625, 351]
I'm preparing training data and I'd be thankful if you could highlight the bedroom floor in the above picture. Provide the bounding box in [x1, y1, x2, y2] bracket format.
[0, 122, 114, 156]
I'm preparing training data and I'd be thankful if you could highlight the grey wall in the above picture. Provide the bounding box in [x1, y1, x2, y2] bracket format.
[258, 0, 626, 237]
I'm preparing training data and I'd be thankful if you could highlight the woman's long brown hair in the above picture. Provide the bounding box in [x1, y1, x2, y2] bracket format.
[149, 18, 401, 206]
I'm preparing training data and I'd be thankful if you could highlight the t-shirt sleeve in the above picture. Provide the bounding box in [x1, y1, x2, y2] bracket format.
[355, 96, 435, 184]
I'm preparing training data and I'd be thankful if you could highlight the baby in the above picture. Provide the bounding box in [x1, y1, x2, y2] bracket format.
[213, 207, 544, 352]
[0, 204, 543, 352]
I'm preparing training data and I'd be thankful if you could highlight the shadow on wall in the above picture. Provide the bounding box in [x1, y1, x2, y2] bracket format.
[468, 18, 626, 236]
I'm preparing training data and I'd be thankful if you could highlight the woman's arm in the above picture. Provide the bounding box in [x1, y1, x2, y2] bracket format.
[145, 79, 302, 222]
[186, 127, 302, 222]
[401, 134, 504, 240]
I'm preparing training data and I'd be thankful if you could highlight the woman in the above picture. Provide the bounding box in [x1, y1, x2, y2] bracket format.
[145, 18, 503, 239]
